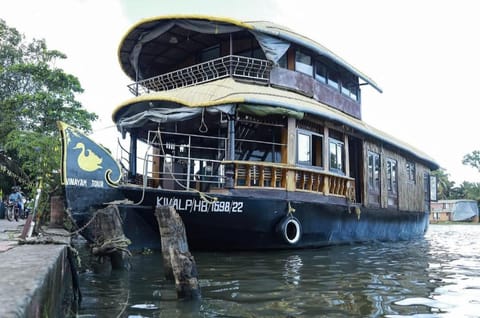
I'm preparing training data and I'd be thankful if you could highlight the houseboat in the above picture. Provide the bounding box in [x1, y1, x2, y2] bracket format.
[59, 15, 439, 250]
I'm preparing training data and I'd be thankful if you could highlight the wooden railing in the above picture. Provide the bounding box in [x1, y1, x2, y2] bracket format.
[223, 161, 355, 198]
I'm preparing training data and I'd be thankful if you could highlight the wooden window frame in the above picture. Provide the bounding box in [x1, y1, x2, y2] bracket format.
[406, 160, 416, 184]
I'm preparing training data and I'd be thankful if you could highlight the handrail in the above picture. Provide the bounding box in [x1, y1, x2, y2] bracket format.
[222, 160, 355, 198]
[128, 55, 272, 96]
[117, 128, 355, 198]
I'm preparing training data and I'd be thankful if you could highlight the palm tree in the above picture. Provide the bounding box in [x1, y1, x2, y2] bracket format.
[431, 169, 454, 200]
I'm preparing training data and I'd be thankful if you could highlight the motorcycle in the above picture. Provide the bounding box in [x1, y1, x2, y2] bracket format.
[6, 202, 20, 222]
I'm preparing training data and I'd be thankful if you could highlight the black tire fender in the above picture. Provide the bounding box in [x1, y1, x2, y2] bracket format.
[276, 216, 302, 245]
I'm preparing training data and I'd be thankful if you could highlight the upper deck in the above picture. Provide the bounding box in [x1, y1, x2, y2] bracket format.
[118, 15, 382, 120]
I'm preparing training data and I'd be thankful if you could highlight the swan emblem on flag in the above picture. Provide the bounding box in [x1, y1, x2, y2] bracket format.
[73, 142, 103, 172]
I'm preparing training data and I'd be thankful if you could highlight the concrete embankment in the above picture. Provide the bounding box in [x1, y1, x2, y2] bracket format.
[0, 219, 76, 317]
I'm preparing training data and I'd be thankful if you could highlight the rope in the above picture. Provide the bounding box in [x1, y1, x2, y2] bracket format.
[346, 183, 361, 220]
[59, 208, 102, 237]
[56, 205, 121, 238]
[287, 201, 296, 216]
[92, 236, 132, 257]
[35, 205, 133, 257]
[199, 108, 208, 133]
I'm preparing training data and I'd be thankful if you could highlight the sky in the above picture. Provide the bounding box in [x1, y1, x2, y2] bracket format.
[1, 0, 479, 184]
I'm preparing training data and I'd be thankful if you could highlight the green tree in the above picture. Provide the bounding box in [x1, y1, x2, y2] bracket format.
[431, 169, 455, 200]
[0, 19, 97, 214]
[463, 150, 480, 173]
[451, 181, 480, 202]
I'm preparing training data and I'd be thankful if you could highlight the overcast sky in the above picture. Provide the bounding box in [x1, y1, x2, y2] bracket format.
[2, 0, 479, 184]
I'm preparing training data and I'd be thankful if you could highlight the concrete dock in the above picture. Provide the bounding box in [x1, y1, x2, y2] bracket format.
[0, 218, 75, 317]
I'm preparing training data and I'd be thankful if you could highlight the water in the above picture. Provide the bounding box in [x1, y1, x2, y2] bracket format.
[75, 225, 480, 317]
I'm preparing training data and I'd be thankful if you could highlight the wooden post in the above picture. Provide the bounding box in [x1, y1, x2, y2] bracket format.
[49, 195, 65, 228]
[155, 205, 201, 300]
[91, 205, 131, 270]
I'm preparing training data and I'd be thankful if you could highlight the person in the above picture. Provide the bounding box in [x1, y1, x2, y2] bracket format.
[8, 186, 24, 218]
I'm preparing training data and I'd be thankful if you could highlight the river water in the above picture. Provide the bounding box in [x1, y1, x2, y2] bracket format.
[75, 224, 480, 317]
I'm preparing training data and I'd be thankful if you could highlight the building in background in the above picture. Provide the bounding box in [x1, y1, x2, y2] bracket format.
[430, 200, 479, 223]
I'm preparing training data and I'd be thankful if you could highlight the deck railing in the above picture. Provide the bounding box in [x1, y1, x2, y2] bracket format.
[128, 55, 272, 96]
[118, 132, 355, 199]
[223, 160, 355, 197]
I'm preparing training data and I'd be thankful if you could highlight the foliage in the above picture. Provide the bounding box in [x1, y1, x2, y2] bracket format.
[463, 150, 480, 173]
[458, 150, 480, 204]
[450, 182, 480, 202]
[0, 19, 97, 211]
[431, 169, 455, 200]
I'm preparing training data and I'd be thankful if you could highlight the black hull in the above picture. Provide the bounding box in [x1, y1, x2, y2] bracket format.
[65, 185, 429, 251]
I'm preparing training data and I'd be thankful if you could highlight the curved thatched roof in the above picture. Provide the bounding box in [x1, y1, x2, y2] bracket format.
[112, 78, 437, 169]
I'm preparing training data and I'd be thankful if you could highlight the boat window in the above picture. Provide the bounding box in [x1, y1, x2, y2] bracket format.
[341, 85, 350, 97]
[339, 71, 359, 101]
[406, 160, 416, 183]
[292, 49, 362, 102]
[341, 84, 358, 101]
[199, 45, 220, 63]
[327, 72, 339, 90]
[295, 50, 313, 76]
[315, 61, 327, 83]
[297, 130, 323, 167]
[386, 158, 397, 193]
[368, 151, 380, 191]
[297, 131, 311, 164]
[329, 138, 344, 173]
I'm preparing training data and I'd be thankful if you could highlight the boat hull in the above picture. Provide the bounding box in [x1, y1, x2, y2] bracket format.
[65, 185, 429, 251]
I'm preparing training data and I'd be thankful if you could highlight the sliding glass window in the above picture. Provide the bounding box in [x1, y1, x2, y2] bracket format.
[295, 51, 313, 76]
[386, 158, 397, 194]
[368, 151, 380, 192]
[297, 130, 323, 167]
[329, 138, 344, 173]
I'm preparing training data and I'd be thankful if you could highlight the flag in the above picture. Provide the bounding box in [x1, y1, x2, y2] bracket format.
[58, 121, 122, 189]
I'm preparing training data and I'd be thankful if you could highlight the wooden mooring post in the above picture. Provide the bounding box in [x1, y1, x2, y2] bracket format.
[91, 205, 131, 270]
[155, 205, 201, 300]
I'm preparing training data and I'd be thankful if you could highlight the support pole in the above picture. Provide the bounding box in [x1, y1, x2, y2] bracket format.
[129, 130, 138, 183]
[225, 113, 236, 188]
[155, 205, 201, 300]
[227, 113, 235, 160]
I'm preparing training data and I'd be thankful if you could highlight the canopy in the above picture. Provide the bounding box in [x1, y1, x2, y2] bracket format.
[451, 200, 479, 221]
[118, 15, 382, 93]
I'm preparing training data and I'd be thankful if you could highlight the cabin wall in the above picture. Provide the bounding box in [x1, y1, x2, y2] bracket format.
[270, 47, 362, 119]
[363, 140, 429, 212]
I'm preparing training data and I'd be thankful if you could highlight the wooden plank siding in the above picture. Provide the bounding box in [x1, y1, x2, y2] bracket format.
[363, 140, 429, 212]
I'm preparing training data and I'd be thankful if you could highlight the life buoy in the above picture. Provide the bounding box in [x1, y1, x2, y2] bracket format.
[277, 216, 302, 245]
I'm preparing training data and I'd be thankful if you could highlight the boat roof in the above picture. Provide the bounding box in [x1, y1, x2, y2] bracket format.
[112, 77, 438, 169]
[118, 14, 382, 93]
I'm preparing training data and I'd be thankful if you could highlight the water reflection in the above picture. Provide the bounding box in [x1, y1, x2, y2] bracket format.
[283, 254, 303, 286]
[390, 225, 480, 317]
[75, 225, 480, 317]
